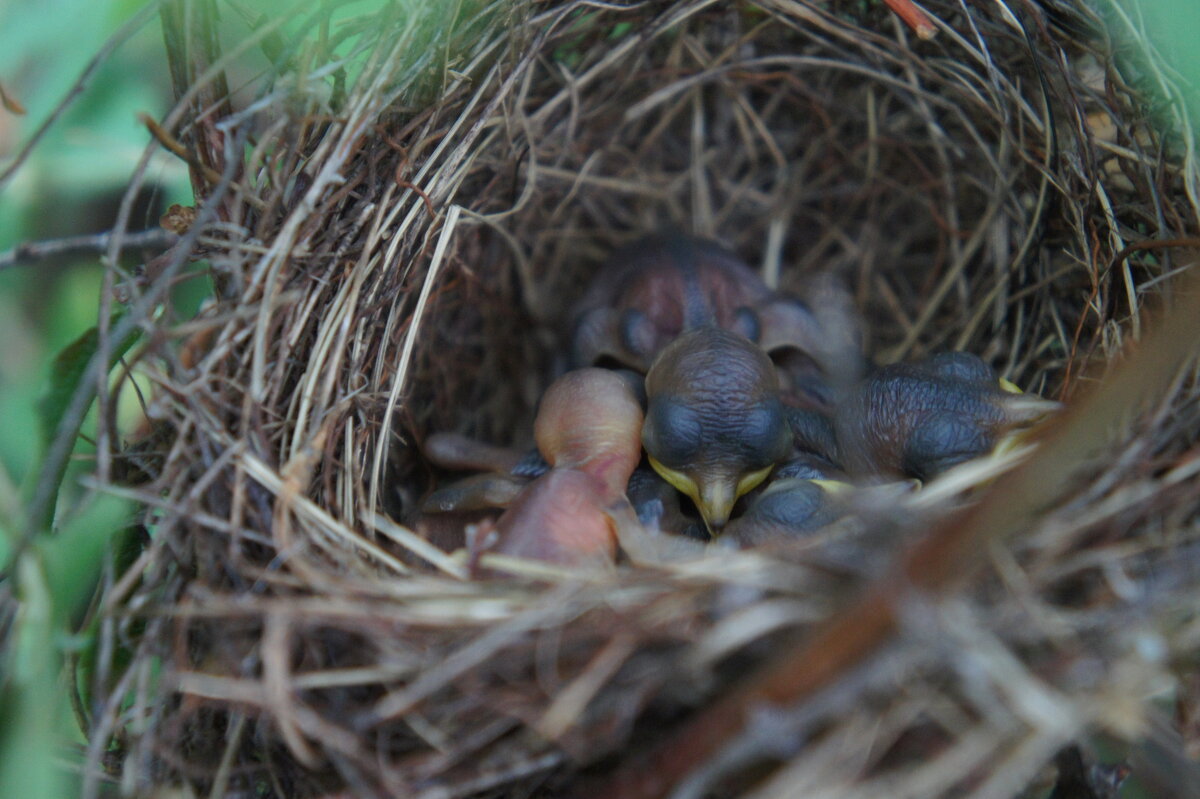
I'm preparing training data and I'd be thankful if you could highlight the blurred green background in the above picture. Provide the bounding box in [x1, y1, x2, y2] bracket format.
[0, 2, 190, 795]
[0, 0, 190, 490]
[0, 0, 1197, 796]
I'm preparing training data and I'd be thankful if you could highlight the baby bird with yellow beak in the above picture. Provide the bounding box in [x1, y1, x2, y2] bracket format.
[642, 326, 793, 534]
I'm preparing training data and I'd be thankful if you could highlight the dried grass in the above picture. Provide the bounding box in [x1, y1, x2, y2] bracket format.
[86, 1, 1200, 797]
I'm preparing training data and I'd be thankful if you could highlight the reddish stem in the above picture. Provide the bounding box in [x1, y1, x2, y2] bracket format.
[884, 0, 938, 40]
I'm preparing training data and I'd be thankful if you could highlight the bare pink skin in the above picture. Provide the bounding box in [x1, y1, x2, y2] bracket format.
[423, 432, 524, 473]
[533, 368, 645, 501]
[486, 369, 645, 566]
[421, 369, 645, 568]
[491, 469, 617, 565]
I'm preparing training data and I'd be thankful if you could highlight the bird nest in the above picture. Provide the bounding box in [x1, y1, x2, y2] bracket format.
[91, 1, 1200, 797]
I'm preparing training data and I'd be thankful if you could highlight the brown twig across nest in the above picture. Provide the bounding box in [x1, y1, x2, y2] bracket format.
[84, 1, 1200, 797]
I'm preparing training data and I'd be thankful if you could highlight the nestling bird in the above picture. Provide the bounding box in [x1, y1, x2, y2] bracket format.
[491, 367, 645, 565]
[824, 352, 1060, 481]
[423, 368, 645, 567]
[642, 326, 793, 534]
[530, 368, 644, 500]
[570, 233, 833, 375]
[625, 465, 709, 541]
[422, 431, 527, 474]
[723, 454, 851, 546]
[484, 469, 620, 566]
[724, 477, 850, 547]
[571, 233, 765, 371]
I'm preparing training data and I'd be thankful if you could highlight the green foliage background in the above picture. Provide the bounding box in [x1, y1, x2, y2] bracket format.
[0, 0, 1195, 795]
[0, 2, 187, 795]
[0, 0, 188, 486]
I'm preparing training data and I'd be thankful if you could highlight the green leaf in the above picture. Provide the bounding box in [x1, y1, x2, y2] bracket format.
[0, 554, 72, 798]
[37, 312, 137, 454]
[38, 493, 131, 625]
[0, 492, 128, 795]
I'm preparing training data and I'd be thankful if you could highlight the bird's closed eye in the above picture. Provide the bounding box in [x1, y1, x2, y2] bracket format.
[643, 397, 702, 468]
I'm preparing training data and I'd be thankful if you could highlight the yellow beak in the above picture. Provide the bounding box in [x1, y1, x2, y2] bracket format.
[695, 479, 737, 533]
[649, 457, 778, 535]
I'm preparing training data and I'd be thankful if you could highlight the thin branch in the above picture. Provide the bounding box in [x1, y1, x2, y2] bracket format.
[0, 229, 178, 271]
